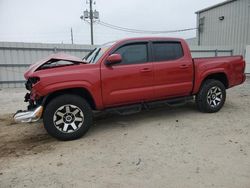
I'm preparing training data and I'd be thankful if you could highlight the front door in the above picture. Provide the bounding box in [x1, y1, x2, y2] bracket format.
[101, 42, 154, 107]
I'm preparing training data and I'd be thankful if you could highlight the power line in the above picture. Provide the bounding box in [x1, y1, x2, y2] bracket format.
[97, 21, 197, 34]
[96, 21, 197, 34]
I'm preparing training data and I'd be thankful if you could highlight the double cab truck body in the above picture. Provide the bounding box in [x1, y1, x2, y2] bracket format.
[14, 37, 246, 140]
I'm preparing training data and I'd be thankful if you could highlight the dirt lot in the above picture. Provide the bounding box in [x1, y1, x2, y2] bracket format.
[0, 78, 250, 188]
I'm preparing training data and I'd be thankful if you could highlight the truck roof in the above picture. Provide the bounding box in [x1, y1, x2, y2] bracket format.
[115, 37, 185, 43]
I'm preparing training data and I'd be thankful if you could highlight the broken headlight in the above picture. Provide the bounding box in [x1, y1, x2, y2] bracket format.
[25, 77, 40, 91]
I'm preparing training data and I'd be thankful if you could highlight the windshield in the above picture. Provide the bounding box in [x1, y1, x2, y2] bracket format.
[83, 41, 116, 64]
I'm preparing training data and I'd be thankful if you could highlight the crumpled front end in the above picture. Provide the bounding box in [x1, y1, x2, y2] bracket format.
[14, 52, 88, 123]
[14, 78, 44, 123]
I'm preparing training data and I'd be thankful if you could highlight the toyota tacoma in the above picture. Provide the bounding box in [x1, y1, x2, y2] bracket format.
[14, 37, 246, 140]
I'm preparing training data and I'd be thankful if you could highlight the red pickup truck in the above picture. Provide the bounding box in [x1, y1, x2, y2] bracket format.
[14, 37, 246, 140]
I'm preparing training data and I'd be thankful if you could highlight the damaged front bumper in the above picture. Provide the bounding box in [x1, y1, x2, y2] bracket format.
[14, 77, 45, 123]
[14, 106, 43, 123]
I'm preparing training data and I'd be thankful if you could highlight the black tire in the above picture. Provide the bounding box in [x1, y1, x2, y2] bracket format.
[196, 79, 226, 113]
[43, 94, 93, 140]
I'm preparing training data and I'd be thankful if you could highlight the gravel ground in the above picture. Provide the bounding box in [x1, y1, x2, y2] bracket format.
[0, 78, 249, 188]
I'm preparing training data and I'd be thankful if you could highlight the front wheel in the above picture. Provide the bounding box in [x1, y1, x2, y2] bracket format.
[43, 94, 93, 140]
[196, 79, 226, 113]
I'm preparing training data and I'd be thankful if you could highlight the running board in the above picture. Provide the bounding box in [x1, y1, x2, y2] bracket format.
[104, 96, 194, 115]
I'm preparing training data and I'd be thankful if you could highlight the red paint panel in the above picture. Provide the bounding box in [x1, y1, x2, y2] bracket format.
[101, 62, 154, 107]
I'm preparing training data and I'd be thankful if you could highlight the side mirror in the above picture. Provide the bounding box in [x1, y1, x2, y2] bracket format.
[106, 54, 122, 66]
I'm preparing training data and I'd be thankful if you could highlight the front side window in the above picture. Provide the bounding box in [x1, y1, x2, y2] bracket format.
[152, 42, 184, 62]
[114, 43, 148, 65]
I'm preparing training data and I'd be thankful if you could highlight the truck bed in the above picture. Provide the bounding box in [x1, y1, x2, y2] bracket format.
[192, 55, 246, 94]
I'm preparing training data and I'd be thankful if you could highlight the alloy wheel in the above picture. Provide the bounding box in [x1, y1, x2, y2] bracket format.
[207, 86, 223, 108]
[53, 104, 84, 133]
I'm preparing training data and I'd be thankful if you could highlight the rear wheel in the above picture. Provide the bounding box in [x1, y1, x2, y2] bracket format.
[43, 94, 93, 140]
[196, 79, 226, 113]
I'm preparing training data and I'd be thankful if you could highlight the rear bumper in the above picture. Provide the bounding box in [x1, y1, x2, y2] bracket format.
[14, 106, 43, 123]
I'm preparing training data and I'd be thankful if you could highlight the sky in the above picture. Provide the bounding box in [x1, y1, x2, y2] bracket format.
[0, 0, 224, 45]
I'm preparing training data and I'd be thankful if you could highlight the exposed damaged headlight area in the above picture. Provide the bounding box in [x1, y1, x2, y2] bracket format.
[25, 77, 42, 110]
[25, 77, 40, 91]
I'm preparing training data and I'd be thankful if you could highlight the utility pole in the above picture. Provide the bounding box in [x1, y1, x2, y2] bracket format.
[71, 27, 74, 44]
[80, 0, 99, 45]
[89, 0, 94, 45]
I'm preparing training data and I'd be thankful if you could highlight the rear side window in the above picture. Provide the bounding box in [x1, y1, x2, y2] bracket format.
[152, 42, 184, 62]
[114, 43, 148, 65]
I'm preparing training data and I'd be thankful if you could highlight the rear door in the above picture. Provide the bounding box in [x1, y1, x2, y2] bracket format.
[101, 42, 154, 107]
[151, 41, 193, 99]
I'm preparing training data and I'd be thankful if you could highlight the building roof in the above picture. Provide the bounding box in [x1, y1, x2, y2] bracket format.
[196, 0, 237, 14]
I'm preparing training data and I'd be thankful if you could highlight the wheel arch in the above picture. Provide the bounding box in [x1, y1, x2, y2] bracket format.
[193, 72, 229, 94]
[202, 72, 229, 89]
[42, 87, 96, 110]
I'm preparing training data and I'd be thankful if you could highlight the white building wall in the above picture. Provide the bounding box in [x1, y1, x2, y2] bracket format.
[197, 0, 250, 56]
[246, 45, 250, 73]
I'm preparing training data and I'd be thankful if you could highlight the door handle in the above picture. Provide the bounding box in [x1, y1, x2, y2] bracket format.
[179, 64, 189, 69]
[140, 68, 152, 73]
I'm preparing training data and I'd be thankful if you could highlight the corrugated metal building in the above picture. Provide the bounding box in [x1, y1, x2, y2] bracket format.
[0, 42, 94, 88]
[196, 0, 250, 56]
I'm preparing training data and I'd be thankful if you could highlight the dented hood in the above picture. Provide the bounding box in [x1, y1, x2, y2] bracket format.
[24, 53, 87, 79]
